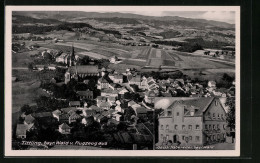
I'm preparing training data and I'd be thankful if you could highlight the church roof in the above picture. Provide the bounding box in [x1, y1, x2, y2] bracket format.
[68, 65, 99, 74]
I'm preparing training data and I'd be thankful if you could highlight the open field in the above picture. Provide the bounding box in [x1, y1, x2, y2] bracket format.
[12, 73, 48, 113]
[182, 68, 235, 81]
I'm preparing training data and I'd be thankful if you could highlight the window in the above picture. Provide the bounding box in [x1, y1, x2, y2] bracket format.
[166, 125, 169, 130]
[221, 114, 224, 119]
[166, 135, 169, 140]
[195, 136, 200, 142]
[215, 100, 218, 105]
[189, 136, 192, 141]
[223, 124, 226, 130]
[217, 114, 220, 119]
[167, 111, 172, 116]
[161, 125, 164, 130]
[196, 125, 200, 129]
[182, 136, 185, 140]
[213, 135, 216, 140]
[209, 125, 212, 130]
[163, 137, 166, 142]
[188, 125, 192, 130]
[217, 134, 220, 140]
[161, 134, 163, 140]
[205, 124, 208, 130]
[213, 113, 215, 118]
[213, 125, 215, 130]
[174, 125, 178, 130]
[182, 125, 186, 130]
[176, 112, 180, 116]
[217, 124, 220, 129]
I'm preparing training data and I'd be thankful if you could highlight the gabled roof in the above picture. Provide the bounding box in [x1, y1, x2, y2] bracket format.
[98, 77, 109, 83]
[167, 97, 215, 116]
[59, 123, 71, 130]
[69, 101, 80, 106]
[69, 112, 81, 120]
[61, 107, 78, 113]
[52, 109, 61, 116]
[77, 90, 93, 96]
[98, 102, 111, 108]
[127, 74, 141, 82]
[24, 114, 35, 124]
[88, 105, 103, 112]
[16, 124, 28, 135]
[59, 113, 70, 120]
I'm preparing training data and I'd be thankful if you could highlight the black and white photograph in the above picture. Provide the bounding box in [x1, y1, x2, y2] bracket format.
[5, 6, 240, 156]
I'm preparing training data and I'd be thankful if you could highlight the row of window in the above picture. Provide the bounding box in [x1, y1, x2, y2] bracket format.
[166, 111, 179, 116]
[206, 133, 226, 141]
[161, 134, 200, 142]
[161, 124, 200, 130]
[207, 112, 225, 119]
[161, 124, 226, 130]
[205, 124, 226, 130]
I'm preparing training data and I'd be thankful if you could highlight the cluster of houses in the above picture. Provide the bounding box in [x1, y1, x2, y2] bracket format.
[15, 47, 235, 148]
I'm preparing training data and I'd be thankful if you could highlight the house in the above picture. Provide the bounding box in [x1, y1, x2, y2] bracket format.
[58, 123, 71, 134]
[82, 109, 96, 117]
[16, 124, 33, 139]
[101, 88, 118, 97]
[76, 90, 93, 100]
[115, 105, 123, 113]
[69, 112, 82, 124]
[96, 96, 107, 103]
[88, 105, 103, 113]
[113, 113, 123, 122]
[59, 113, 70, 123]
[158, 97, 227, 146]
[12, 77, 17, 82]
[24, 114, 35, 125]
[48, 64, 56, 70]
[113, 74, 123, 83]
[97, 101, 111, 110]
[35, 65, 45, 71]
[69, 101, 81, 107]
[175, 79, 185, 86]
[109, 55, 118, 63]
[61, 107, 78, 114]
[208, 81, 217, 88]
[127, 74, 141, 86]
[98, 78, 110, 89]
[31, 112, 53, 121]
[144, 90, 159, 104]
[82, 116, 94, 126]
[109, 83, 118, 90]
[52, 109, 62, 121]
[107, 96, 116, 106]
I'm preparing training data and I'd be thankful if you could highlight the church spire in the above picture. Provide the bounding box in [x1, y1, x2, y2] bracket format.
[70, 43, 75, 67]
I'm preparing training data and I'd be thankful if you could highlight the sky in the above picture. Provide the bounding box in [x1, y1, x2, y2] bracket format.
[120, 11, 235, 24]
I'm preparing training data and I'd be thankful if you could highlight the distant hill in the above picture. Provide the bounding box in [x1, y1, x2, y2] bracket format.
[13, 11, 234, 29]
[12, 15, 62, 25]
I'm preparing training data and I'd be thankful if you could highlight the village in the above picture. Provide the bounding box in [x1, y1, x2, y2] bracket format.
[13, 42, 236, 150]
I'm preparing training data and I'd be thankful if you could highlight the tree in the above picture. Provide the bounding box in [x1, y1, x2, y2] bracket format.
[225, 97, 235, 131]
[21, 104, 33, 115]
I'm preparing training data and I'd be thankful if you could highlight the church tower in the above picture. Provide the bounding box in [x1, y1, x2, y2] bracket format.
[69, 44, 75, 67]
